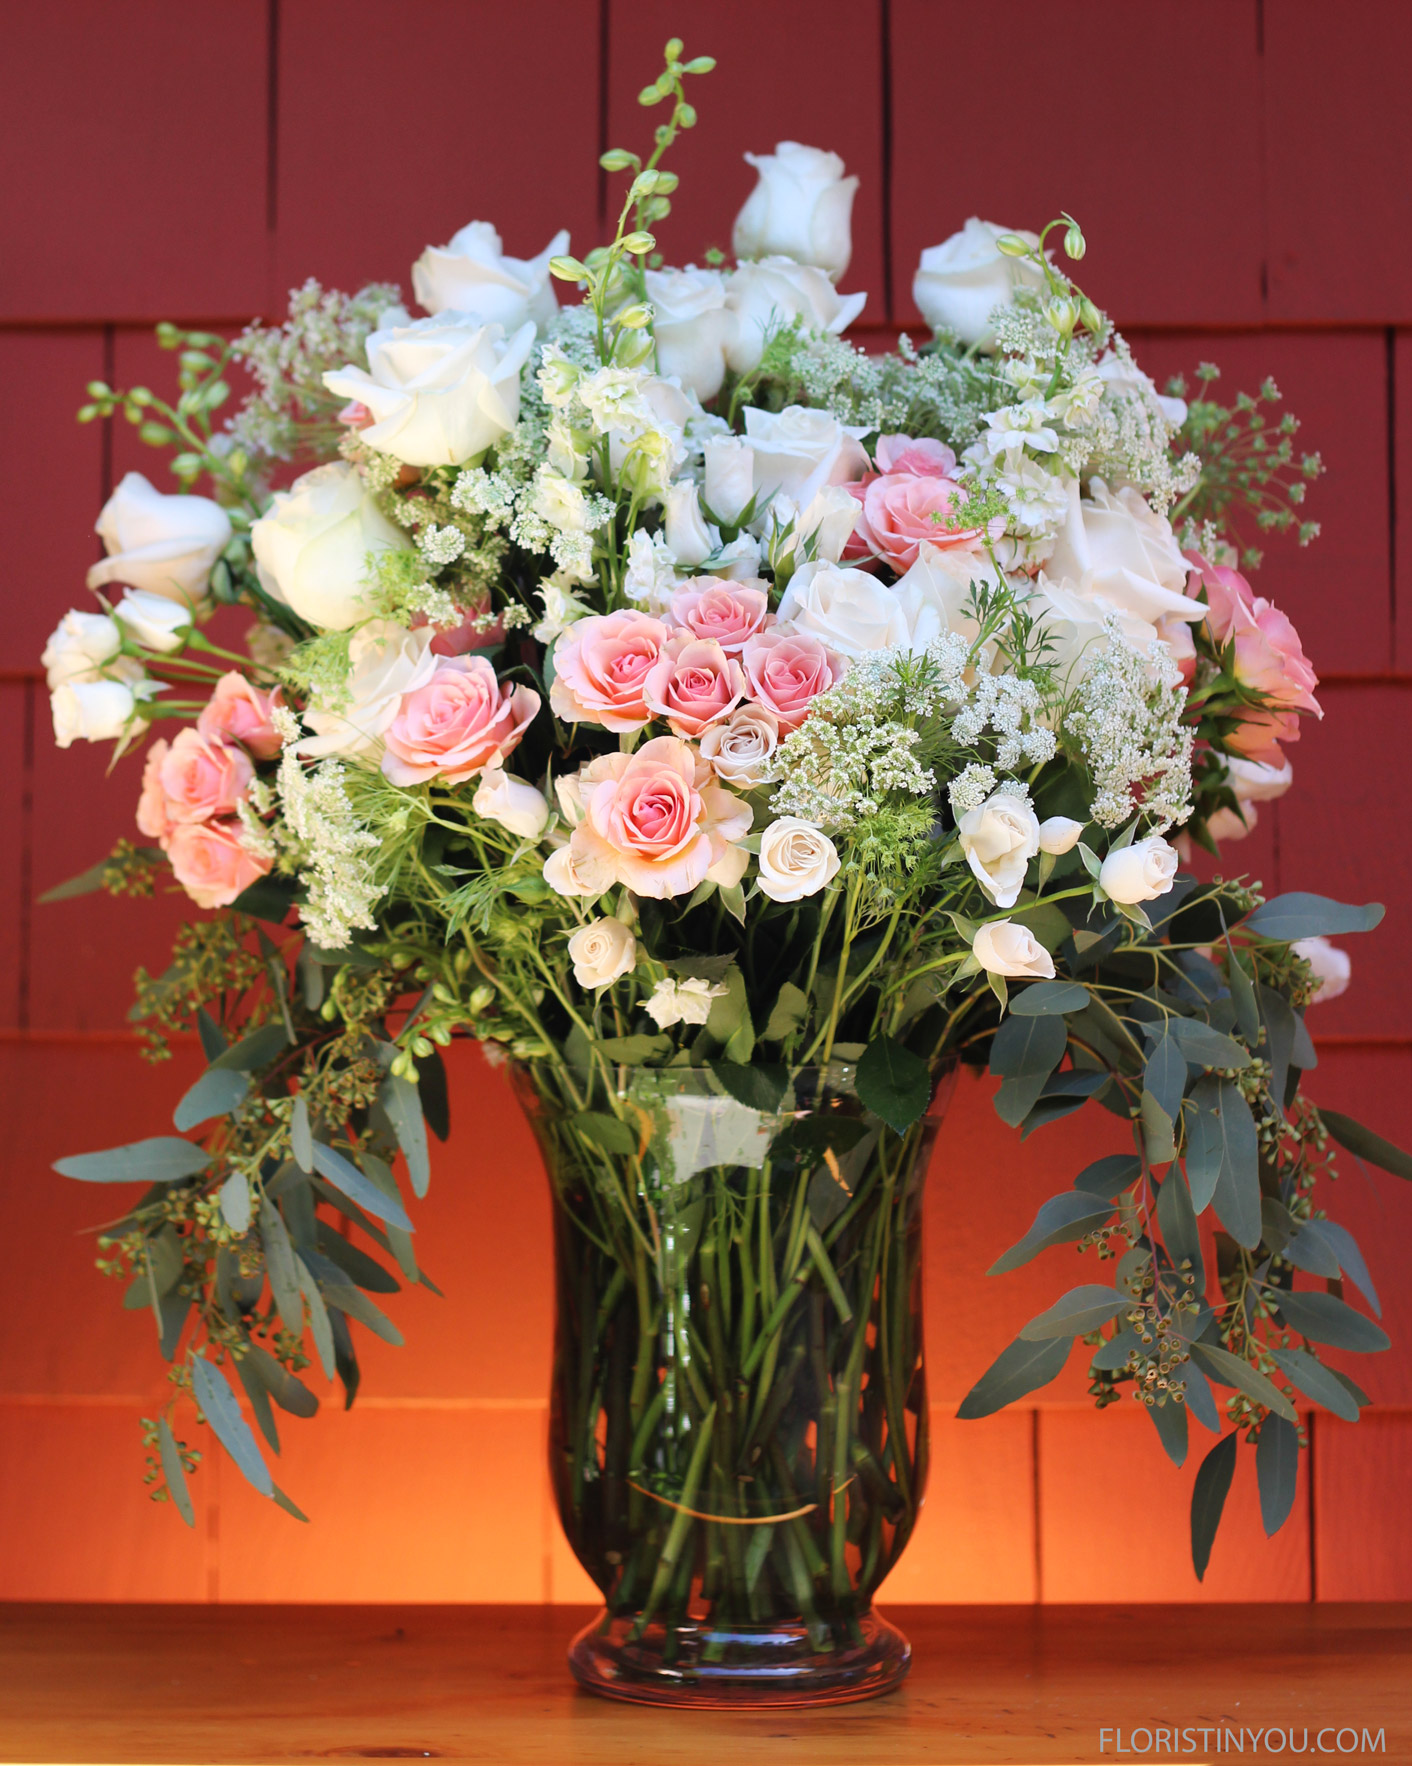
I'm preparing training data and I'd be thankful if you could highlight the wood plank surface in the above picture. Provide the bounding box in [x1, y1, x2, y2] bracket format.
[1, 1602, 1407, 1764]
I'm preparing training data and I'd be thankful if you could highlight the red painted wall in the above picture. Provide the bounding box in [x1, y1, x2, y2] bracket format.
[2, 0, 1410, 1603]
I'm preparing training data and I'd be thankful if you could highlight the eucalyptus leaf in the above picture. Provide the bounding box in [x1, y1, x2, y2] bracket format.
[1019, 1284, 1126, 1340]
[1256, 1414, 1300, 1537]
[1225, 948, 1260, 1042]
[1296, 1218, 1380, 1315]
[1190, 1431, 1237, 1580]
[315, 1222, 400, 1294]
[290, 1096, 313, 1174]
[1189, 1341, 1298, 1421]
[311, 1143, 414, 1232]
[1147, 1396, 1188, 1467]
[157, 1416, 195, 1528]
[210, 1022, 290, 1072]
[245, 1343, 319, 1418]
[1319, 1109, 1412, 1182]
[1162, 1018, 1251, 1071]
[1156, 1167, 1203, 1289]
[190, 1355, 273, 1498]
[1143, 1034, 1188, 1127]
[218, 1172, 252, 1236]
[295, 1254, 335, 1381]
[856, 1036, 932, 1135]
[1183, 1364, 1221, 1433]
[1186, 1075, 1259, 1242]
[988, 1192, 1115, 1276]
[1275, 1289, 1390, 1353]
[1073, 1153, 1142, 1198]
[196, 1008, 227, 1062]
[956, 1333, 1072, 1418]
[272, 1483, 310, 1523]
[1270, 1347, 1360, 1422]
[1009, 980, 1090, 1016]
[174, 1068, 249, 1132]
[380, 1073, 430, 1199]
[305, 1251, 405, 1348]
[1242, 893, 1384, 941]
[233, 1351, 280, 1454]
[1089, 1327, 1141, 1372]
[259, 1200, 304, 1335]
[54, 1137, 211, 1185]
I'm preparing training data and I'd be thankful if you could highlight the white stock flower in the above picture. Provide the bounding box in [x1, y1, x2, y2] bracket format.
[112, 589, 191, 653]
[663, 480, 720, 568]
[300, 620, 438, 759]
[87, 471, 231, 606]
[756, 817, 840, 902]
[1293, 936, 1351, 1004]
[622, 527, 680, 610]
[533, 577, 591, 644]
[251, 463, 410, 630]
[646, 266, 733, 402]
[1037, 816, 1084, 855]
[725, 257, 866, 375]
[1100, 834, 1179, 904]
[51, 678, 140, 747]
[742, 405, 869, 514]
[702, 433, 755, 524]
[957, 790, 1040, 908]
[473, 767, 550, 840]
[411, 221, 568, 332]
[323, 313, 535, 467]
[698, 704, 781, 787]
[567, 918, 637, 992]
[643, 975, 728, 1029]
[912, 218, 1045, 350]
[41, 610, 120, 687]
[733, 143, 859, 280]
[972, 920, 1057, 980]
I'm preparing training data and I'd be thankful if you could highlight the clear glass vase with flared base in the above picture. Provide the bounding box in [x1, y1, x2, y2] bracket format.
[513, 1058, 952, 1708]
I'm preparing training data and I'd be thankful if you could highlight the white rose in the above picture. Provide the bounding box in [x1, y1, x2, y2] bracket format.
[1044, 477, 1198, 632]
[792, 485, 860, 564]
[112, 589, 191, 653]
[646, 267, 734, 403]
[473, 767, 550, 840]
[958, 791, 1040, 909]
[1100, 834, 1179, 904]
[757, 817, 841, 902]
[87, 471, 231, 606]
[411, 220, 568, 332]
[702, 434, 756, 525]
[323, 313, 535, 467]
[1293, 936, 1351, 1004]
[567, 918, 636, 991]
[1037, 816, 1084, 855]
[51, 678, 140, 747]
[912, 218, 1046, 350]
[299, 619, 437, 758]
[698, 705, 782, 788]
[644, 975, 728, 1029]
[743, 405, 869, 516]
[41, 610, 120, 687]
[1095, 349, 1188, 428]
[895, 542, 1006, 647]
[777, 559, 921, 657]
[663, 480, 720, 568]
[251, 464, 411, 632]
[733, 143, 859, 280]
[725, 257, 866, 375]
[1207, 754, 1294, 842]
[972, 920, 1057, 980]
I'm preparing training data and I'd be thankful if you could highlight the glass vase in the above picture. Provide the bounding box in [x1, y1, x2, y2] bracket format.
[512, 1058, 951, 1707]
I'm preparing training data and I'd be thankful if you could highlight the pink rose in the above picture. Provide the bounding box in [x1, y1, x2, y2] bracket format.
[157, 728, 254, 826]
[166, 818, 271, 909]
[567, 735, 751, 899]
[136, 739, 173, 842]
[548, 610, 669, 732]
[1225, 707, 1302, 767]
[197, 672, 284, 760]
[668, 580, 770, 653]
[411, 593, 506, 657]
[643, 636, 747, 737]
[1188, 552, 1320, 718]
[741, 628, 844, 732]
[857, 473, 989, 573]
[382, 655, 540, 786]
[874, 434, 958, 478]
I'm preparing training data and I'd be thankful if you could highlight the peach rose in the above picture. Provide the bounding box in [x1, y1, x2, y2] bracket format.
[668, 580, 771, 653]
[548, 610, 669, 732]
[1225, 706, 1302, 766]
[156, 728, 254, 826]
[566, 735, 751, 899]
[856, 473, 990, 573]
[643, 636, 747, 738]
[136, 739, 172, 842]
[166, 818, 272, 909]
[1189, 554, 1321, 715]
[197, 672, 283, 760]
[382, 655, 539, 786]
[741, 628, 844, 732]
[874, 434, 958, 478]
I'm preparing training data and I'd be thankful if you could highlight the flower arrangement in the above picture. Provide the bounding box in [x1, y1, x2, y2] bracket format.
[42, 40, 1408, 1650]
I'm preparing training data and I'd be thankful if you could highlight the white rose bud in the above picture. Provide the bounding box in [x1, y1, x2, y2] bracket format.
[1100, 835, 1179, 905]
[567, 918, 637, 991]
[41, 610, 121, 688]
[50, 678, 139, 747]
[957, 791, 1041, 909]
[733, 142, 859, 281]
[472, 768, 550, 840]
[663, 480, 720, 568]
[912, 218, 1046, 351]
[87, 471, 232, 606]
[1293, 936, 1351, 1004]
[703, 434, 756, 526]
[323, 313, 536, 467]
[972, 920, 1057, 980]
[1037, 816, 1084, 856]
[792, 484, 860, 564]
[543, 841, 614, 899]
[757, 817, 841, 902]
[112, 588, 191, 654]
[250, 463, 412, 632]
[411, 220, 569, 332]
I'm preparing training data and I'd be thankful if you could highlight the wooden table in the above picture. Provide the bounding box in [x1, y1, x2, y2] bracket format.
[1, 1603, 1408, 1764]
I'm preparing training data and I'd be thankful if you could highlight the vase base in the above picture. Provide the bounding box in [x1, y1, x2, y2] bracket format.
[567, 1607, 911, 1707]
